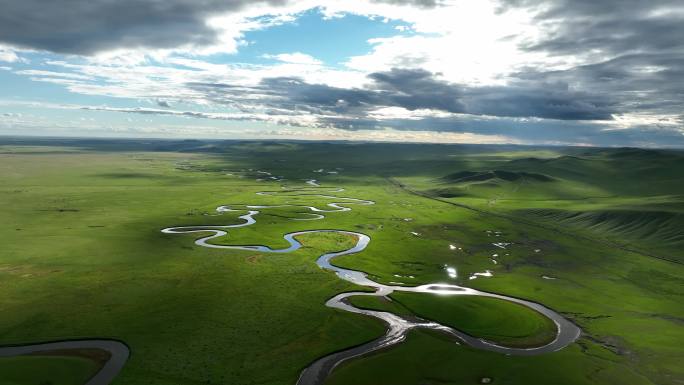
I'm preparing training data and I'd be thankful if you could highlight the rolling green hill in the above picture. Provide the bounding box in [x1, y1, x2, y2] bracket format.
[518, 208, 684, 257]
[420, 147, 684, 261]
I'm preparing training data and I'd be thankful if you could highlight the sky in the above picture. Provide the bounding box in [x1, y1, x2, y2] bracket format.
[0, 0, 683, 147]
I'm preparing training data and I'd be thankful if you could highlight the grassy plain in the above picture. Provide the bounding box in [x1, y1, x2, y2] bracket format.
[349, 294, 557, 348]
[0, 355, 98, 385]
[0, 138, 682, 385]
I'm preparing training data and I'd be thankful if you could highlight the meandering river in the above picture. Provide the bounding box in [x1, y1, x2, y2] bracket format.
[0, 340, 129, 385]
[161, 182, 581, 385]
[0, 180, 580, 385]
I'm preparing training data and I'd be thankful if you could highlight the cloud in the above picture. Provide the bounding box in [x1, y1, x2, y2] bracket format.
[367, 69, 465, 112]
[263, 52, 322, 65]
[3, 96, 680, 147]
[490, 0, 684, 141]
[0, 0, 292, 55]
[78, 105, 321, 127]
[15, 69, 93, 80]
[499, 0, 684, 57]
[192, 68, 614, 120]
[73, 102, 682, 147]
[462, 83, 614, 120]
[511, 53, 684, 121]
[1, 0, 682, 147]
[0, 0, 447, 56]
[495, 1, 684, 116]
[0, 46, 24, 63]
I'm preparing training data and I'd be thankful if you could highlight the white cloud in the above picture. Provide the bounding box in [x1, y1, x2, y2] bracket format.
[263, 52, 322, 65]
[29, 53, 367, 104]
[0, 46, 25, 63]
[339, 1, 555, 86]
[79, 105, 321, 127]
[368, 106, 457, 120]
[15, 69, 94, 80]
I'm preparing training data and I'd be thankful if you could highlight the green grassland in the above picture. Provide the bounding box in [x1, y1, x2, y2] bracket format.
[0, 138, 682, 385]
[348, 294, 557, 348]
[0, 355, 99, 385]
[325, 329, 653, 385]
[403, 147, 684, 262]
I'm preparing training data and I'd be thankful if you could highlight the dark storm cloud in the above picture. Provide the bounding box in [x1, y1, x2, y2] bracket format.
[0, 0, 445, 55]
[367, 69, 465, 112]
[495, 0, 684, 140]
[499, 0, 684, 56]
[497, 0, 684, 116]
[189, 70, 465, 115]
[463, 84, 614, 121]
[513, 53, 684, 117]
[0, 0, 288, 54]
[190, 68, 615, 121]
[181, 67, 683, 146]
